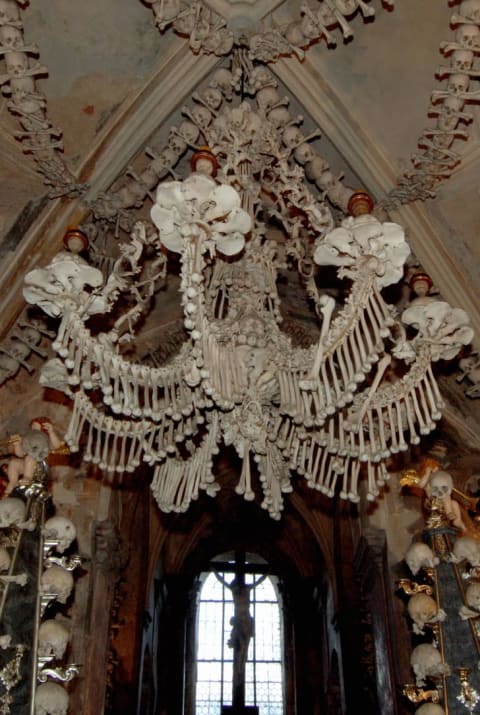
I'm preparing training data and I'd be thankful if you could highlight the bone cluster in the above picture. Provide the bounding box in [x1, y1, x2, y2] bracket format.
[144, 0, 393, 62]
[36, 508, 81, 712]
[0, 457, 80, 714]
[397, 465, 480, 711]
[0, 318, 52, 387]
[387, 0, 480, 206]
[0, 0, 83, 197]
[24, 59, 473, 518]
[87, 64, 354, 245]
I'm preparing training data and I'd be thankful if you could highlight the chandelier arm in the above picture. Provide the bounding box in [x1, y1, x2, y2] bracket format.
[64, 390, 150, 474]
[282, 265, 395, 427]
[150, 413, 220, 513]
[51, 307, 196, 419]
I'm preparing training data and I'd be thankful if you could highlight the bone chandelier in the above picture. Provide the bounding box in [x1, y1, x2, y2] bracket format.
[24, 89, 473, 519]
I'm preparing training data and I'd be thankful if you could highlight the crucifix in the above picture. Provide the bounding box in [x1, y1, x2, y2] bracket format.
[213, 550, 266, 714]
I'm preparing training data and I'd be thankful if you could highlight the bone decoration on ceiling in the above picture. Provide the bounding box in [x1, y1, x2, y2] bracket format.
[2, 0, 479, 210]
[22, 70, 474, 518]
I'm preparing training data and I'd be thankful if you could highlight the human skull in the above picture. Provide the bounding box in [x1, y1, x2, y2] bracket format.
[437, 97, 464, 131]
[0, 546, 10, 572]
[304, 156, 330, 181]
[177, 120, 199, 145]
[300, 14, 320, 40]
[284, 21, 305, 46]
[41, 566, 74, 604]
[443, 95, 465, 115]
[3, 339, 29, 361]
[168, 130, 187, 157]
[44, 516, 76, 554]
[456, 24, 480, 49]
[316, 170, 337, 192]
[34, 682, 69, 715]
[1, 25, 22, 48]
[267, 106, 291, 129]
[447, 73, 470, 95]
[282, 125, 304, 148]
[0, 498, 26, 528]
[0, 0, 21, 25]
[21, 428, 50, 461]
[465, 581, 480, 610]
[256, 86, 280, 112]
[452, 49, 474, 72]
[158, 147, 177, 169]
[459, 0, 480, 22]
[19, 325, 42, 345]
[429, 470, 453, 499]
[407, 593, 438, 630]
[410, 643, 447, 686]
[405, 542, 438, 575]
[38, 619, 70, 660]
[293, 142, 316, 165]
[202, 87, 222, 111]
[210, 68, 234, 99]
[415, 705, 445, 715]
[453, 535, 480, 566]
[0, 353, 20, 383]
[5, 52, 28, 78]
[190, 105, 212, 129]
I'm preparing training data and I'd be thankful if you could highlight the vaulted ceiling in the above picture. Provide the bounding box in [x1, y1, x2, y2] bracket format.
[1, 0, 480, 446]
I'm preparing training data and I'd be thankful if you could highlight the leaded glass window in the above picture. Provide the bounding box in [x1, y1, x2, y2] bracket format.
[195, 562, 284, 715]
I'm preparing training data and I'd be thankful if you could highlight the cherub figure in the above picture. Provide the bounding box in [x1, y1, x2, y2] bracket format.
[401, 459, 466, 531]
[2, 418, 65, 496]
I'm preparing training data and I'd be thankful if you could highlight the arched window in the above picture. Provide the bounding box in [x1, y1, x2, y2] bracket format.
[195, 555, 284, 715]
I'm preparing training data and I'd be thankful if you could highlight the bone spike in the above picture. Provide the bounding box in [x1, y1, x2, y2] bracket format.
[316, 448, 330, 493]
[92, 416, 104, 465]
[387, 402, 399, 453]
[404, 393, 420, 445]
[359, 311, 377, 363]
[366, 461, 377, 501]
[116, 426, 128, 473]
[395, 400, 407, 451]
[325, 460, 340, 498]
[305, 440, 316, 486]
[411, 386, 430, 435]
[427, 365, 445, 410]
[348, 460, 361, 503]
[321, 363, 335, 415]
[340, 341, 355, 386]
[422, 373, 442, 421]
[297, 438, 308, 475]
[52, 311, 73, 354]
[83, 415, 95, 462]
[311, 442, 324, 487]
[310, 296, 335, 379]
[367, 410, 379, 462]
[340, 457, 350, 499]
[99, 418, 113, 469]
[327, 356, 342, 403]
[364, 300, 383, 349]
[353, 322, 369, 370]
[107, 421, 122, 472]
[375, 406, 389, 458]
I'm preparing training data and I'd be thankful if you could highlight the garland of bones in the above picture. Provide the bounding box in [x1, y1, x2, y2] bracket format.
[23, 76, 474, 519]
[0, 0, 476, 516]
[1, 0, 480, 389]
